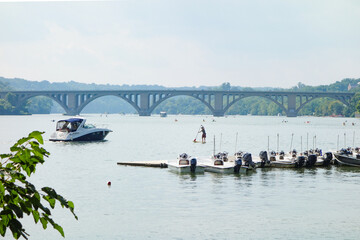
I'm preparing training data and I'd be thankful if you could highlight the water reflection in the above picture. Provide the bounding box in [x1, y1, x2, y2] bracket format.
[175, 172, 198, 182]
[334, 165, 360, 173]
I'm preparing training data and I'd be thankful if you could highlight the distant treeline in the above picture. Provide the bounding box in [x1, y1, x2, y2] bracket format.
[1, 77, 360, 116]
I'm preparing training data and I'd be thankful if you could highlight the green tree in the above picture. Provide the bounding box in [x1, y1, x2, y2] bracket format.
[0, 131, 77, 239]
[27, 97, 53, 114]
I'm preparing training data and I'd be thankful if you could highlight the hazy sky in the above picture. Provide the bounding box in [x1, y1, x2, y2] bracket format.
[1, 0, 360, 88]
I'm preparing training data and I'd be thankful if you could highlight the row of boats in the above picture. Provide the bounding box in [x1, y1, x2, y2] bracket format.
[168, 147, 360, 174]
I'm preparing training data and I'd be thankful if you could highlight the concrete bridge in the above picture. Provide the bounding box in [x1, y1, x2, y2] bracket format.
[0, 90, 355, 117]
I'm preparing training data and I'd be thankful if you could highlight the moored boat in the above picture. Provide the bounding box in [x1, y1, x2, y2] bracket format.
[202, 151, 250, 174]
[334, 148, 360, 167]
[269, 150, 306, 168]
[49, 117, 112, 141]
[168, 153, 205, 173]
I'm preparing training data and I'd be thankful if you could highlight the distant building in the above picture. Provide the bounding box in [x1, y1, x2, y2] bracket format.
[348, 83, 359, 91]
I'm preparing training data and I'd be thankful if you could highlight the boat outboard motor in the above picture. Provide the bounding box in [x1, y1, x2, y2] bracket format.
[294, 156, 305, 168]
[190, 158, 197, 173]
[355, 147, 360, 153]
[243, 153, 255, 169]
[315, 148, 322, 156]
[180, 153, 188, 159]
[279, 150, 285, 160]
[234, 158, 242, 173]
[323, 152, 333, 166]
[305, 154, 317, 167]
[270, 150, 276, 161]
[259, 151, 269, 168]
[235, 151, 243, 158]
[222, 151, 229, 162]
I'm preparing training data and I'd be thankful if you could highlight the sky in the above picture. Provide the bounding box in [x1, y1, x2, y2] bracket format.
[0, 0, 360, 88]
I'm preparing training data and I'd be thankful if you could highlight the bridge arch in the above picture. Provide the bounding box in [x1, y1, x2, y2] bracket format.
[151, 94, 214, 115]
[295, 95, 349, 116]
[147, 92, 215, 115]
[223, 94, 287, 115]
[75, 93, 141, 114]
[15, 93, 70, 114]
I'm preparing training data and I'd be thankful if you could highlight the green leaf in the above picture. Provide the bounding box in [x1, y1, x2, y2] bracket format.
[0, 182, 5, 194]
[8, 204, 23, 218]
[44, 196, 56, 209]
[67, 201, 74, 210]
[0, 221, 6, 237]
[39, 217, 48, 229]
[32, 210, 40, 223]
[0, 153, 12, 159]
[53, 223, 64, 237]
[9, 219, 22, 239]
[29, 131, 44, 145]
[16, 137, 30, 146]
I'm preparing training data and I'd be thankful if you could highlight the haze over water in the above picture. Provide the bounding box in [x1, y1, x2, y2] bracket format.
[1, 114, 360, 239]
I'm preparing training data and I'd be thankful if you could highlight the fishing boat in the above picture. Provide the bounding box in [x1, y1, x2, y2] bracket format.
[49, 117, 112, 141]
[203, 151, 253, 173]
[167, 153, 205, 173]
[202, 152, 235, 173]
[333, 148, 360, 167]
[305, 149, 332, 167]
[255, 151, 271, 168]
[269, 150, 306, 168]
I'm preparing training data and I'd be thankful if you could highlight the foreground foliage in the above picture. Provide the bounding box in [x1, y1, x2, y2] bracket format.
[0, 131, 77, 239]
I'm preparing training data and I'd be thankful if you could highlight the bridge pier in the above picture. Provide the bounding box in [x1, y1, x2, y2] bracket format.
[286, 94, 297, 117]
[138, 111, 151, 116]
[213, 93, 224, 117]
[213, 110, 225, 117]
[65, 93, 81, 116]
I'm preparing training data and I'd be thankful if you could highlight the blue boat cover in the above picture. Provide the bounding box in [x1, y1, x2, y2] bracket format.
[60, 118, 83, 122]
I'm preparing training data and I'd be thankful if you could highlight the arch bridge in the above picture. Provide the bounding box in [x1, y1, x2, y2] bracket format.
[0, 90, 355, 117]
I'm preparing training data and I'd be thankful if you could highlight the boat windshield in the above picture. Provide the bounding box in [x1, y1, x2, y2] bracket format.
[83, 124, 95, 129]
[56, 118, 83, 132]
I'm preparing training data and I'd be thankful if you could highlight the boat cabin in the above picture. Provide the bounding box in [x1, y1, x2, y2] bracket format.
[56, 118, 84, 132]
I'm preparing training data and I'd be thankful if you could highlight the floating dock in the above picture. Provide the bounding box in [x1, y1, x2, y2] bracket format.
[117, 160, 168, 168]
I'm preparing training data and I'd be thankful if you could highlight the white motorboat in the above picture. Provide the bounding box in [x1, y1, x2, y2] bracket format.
[167, 153, 205, 173]
[49, 117, 112, 142]
[269, 150, 306, 168]
[203, 151, 252, 174]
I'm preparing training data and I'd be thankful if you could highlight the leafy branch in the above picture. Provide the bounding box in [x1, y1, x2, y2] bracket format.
[0, 131, 77, 239]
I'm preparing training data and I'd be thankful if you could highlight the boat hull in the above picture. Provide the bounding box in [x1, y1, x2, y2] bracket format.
[204, 166, 235, 174]
[168, 164, 205, 173]
[49, 130, 111, 142]
[270, 161, 296, 168]
[334, 153, 360, 167]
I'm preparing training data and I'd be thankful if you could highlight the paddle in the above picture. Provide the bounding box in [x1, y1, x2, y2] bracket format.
[193, 126, 201, 142]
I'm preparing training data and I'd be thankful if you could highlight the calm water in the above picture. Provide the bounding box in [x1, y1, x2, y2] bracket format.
[1, 114, 360, 239]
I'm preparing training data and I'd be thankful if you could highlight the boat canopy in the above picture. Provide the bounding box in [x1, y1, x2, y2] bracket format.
[56, 118, 84, 132]
[61, 118, 84, 123]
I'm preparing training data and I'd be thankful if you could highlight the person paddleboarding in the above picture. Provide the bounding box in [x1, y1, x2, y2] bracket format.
[199, 125, 206, 143]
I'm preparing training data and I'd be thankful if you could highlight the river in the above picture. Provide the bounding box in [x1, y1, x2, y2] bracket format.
[1, 114, 360, 239]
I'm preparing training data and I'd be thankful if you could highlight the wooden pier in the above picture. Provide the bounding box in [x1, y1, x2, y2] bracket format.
[117, 160, 168, 168]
